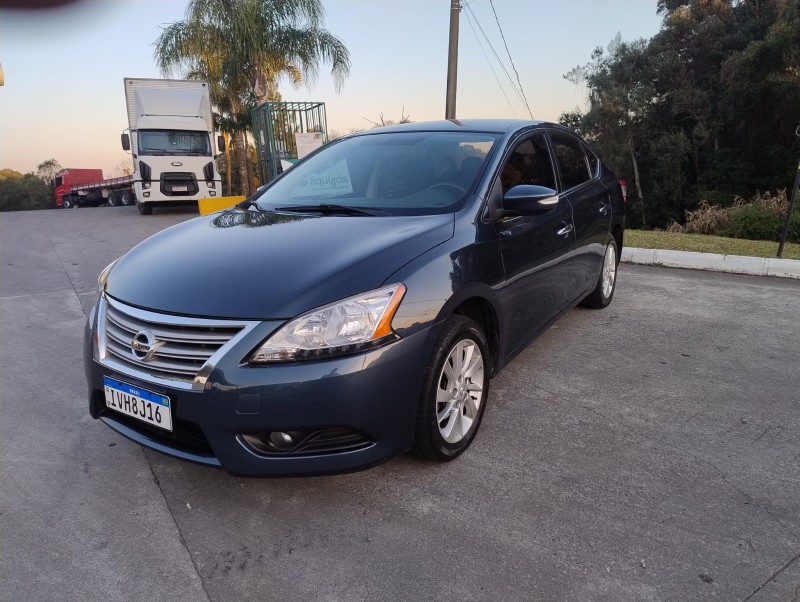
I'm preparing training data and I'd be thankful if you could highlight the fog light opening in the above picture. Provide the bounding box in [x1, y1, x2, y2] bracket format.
[240, 431, 304, 455]
[269, 431, 293, 449]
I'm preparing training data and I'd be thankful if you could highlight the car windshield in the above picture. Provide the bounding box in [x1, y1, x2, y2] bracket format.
[138, 129, 211, 156]
[254, 131, 499, 215]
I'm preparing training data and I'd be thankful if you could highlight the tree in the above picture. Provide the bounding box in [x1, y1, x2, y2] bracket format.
[0, 174, 53, 212]
[0, 169, 23, 181]
[363, 107, 413, 128]
[36, 158, 62, 184]
[563, 0, 800, 228]
[154, 0, 351, 196]
[564, 37, 655, 225]
[114, 158, 134, 177]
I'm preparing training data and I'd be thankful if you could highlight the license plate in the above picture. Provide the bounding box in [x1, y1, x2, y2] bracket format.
[103, 376, 172, 432]
[171, 185, 188, 192]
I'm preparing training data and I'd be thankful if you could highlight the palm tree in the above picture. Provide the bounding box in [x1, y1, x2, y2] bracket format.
[154, 0, 350, 196]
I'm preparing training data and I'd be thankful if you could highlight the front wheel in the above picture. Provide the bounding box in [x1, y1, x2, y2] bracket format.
[581, 236, 618, 309]
[413, 315, 490, 462]
[137, 201, 153, 215]
[62, 198, 73, 209]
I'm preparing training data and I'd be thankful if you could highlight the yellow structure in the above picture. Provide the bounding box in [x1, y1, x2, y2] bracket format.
[198, 195, 246, 216]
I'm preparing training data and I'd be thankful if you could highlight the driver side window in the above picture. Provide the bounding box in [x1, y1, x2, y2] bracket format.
[499, 134, 556, 194]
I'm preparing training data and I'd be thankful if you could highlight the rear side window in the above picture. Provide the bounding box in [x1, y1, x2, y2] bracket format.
[551, 133, 590, 190]
[499, 134, 556, 194]
[584, 145, 599, 178]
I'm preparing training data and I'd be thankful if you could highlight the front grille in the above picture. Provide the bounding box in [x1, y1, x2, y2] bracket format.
[160, 172, 199, 196]
[100, 297, 253, 387]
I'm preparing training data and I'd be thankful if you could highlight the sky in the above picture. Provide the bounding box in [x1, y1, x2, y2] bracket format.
[0, 0, 663, 176]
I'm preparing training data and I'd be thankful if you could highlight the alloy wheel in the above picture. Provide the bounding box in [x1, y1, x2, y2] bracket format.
[602, 243, 617, 299]
[436, 339, 485, 444]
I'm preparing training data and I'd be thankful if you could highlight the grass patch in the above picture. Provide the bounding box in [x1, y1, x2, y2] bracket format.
[625, 230, 800, 260]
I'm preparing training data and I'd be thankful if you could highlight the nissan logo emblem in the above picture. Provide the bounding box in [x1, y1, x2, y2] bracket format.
[131, 330, 164, 362]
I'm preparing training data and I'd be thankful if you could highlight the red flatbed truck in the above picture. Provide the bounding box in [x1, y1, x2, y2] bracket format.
[54, 168, 135, 208]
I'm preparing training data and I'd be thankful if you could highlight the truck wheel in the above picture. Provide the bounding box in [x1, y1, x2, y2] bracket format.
[137, 201, 153, 215]
[120, 190, 134, 206]
[108, 192, 121, 207]
[62, 198, 73, 209]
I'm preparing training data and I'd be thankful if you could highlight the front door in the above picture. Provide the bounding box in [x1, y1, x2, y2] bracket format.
[493, 133, 577, 356]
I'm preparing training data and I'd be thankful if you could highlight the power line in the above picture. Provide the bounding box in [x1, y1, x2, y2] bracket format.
[487, 0, 533, 118]
[463, 2, 527, 110]
[462, 5, 517, 117]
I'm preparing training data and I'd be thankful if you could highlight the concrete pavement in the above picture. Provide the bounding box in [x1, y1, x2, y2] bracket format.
[2, 206, 799, 601]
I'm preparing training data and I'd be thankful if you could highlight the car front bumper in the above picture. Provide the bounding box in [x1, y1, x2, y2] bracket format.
[84, 301, 437, 477]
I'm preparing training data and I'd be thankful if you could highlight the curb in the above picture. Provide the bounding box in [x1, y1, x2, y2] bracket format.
[621, 247, 800, 280]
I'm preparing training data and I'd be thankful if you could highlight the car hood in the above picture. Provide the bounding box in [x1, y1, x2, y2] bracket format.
[106, 209, 454, 319]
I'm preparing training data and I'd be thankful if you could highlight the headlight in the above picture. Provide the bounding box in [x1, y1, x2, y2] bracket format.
[98, 258, 121, 295]
[249, 284, 406, 363]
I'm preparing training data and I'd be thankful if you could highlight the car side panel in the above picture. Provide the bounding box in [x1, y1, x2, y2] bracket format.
[565, 179, 612, 293]
[492, 199, 576, 356]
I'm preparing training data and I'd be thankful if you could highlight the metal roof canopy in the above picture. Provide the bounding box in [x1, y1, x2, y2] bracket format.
[252, 101, 328, 183]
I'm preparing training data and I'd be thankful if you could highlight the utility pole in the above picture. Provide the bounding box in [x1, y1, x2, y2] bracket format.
[777, 123, 800, 258]
[445, 0, 460, 120]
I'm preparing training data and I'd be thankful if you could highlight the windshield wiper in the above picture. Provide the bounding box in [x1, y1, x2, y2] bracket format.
[277, 204, 384, 216]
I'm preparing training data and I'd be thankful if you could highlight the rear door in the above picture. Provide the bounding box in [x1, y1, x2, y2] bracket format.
[493, 132, 577, 355]
[549, 131, 611, 295]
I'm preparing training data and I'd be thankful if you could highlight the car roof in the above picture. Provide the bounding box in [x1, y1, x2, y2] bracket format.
[362, 119, 556, 136]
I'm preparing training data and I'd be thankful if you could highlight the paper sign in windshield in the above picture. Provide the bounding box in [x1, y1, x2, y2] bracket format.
[291, 160, 353, 197]
[295, 132, 324, 159]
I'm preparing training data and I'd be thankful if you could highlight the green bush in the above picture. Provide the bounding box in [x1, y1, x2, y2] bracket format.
[716, 202, 800, 244]
[0, 175, 54, 212]
[718, 204, 783, 241]
[785, 211, 800, 244]
[673, 189, 799, 243]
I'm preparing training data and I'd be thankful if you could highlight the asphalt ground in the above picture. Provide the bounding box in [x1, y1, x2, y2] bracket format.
[2, 206, 799, 602]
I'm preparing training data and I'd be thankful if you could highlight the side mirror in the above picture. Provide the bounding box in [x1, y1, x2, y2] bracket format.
[217, 135, 226, 153]
[121, 133, 131, 151]
[503, 185, 559, 215]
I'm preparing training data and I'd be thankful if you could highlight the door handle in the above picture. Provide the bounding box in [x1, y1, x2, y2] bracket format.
[599, 203, 609, 215]
[557, 223, 573, 237]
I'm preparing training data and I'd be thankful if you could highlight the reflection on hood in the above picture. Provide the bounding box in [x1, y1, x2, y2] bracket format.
[211, 209, 308, 229]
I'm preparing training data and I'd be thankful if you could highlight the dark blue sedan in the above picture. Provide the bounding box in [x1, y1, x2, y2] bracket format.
[84, 119, 625, 476]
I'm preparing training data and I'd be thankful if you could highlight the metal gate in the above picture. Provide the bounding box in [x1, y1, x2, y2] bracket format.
[251, 101, 328, 183]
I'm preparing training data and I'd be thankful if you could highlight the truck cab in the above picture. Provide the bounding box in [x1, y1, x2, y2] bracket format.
[123, 79, 223, 215]
[54, 168, 103, 208]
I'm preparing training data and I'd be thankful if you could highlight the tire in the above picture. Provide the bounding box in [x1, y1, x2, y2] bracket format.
[413, 315, 490, 462]
[62, 198, 73, 209]
[120, 190, 134, 206]
[108, 192, 120, 207]
[581, 236, 619, 309]
[137, 201, 153, 215]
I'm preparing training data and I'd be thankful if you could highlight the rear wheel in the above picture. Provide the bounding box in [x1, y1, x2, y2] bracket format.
[120, 190, 134, 206]
[413, 315, 490, 461]
[108, 192, 121, 207]
[137, 201, 153, 215]
[581, 236, 618, 309]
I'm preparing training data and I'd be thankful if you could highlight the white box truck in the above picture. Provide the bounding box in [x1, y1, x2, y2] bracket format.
[121, 78, 224, 215]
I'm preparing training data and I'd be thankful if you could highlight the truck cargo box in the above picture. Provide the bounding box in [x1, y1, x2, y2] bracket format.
[124, 78, 213, 132]
[60, 168, 104, 186]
